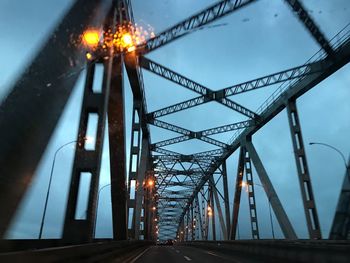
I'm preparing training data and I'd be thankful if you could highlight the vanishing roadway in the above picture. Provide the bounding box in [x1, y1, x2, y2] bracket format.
[132, 245, 260, 263]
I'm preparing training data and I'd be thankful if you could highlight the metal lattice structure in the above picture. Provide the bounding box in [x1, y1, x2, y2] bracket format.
[1, 0, 350, 245]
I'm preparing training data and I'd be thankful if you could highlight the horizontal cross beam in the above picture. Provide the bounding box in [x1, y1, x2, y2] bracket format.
[141, 0, 257, 52]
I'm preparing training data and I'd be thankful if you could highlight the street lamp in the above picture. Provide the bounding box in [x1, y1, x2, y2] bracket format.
[38, 140, 77, 239]
[94, 183, 111, 238]
[309, 142, 349, 179]
[241, 181, 275, 239]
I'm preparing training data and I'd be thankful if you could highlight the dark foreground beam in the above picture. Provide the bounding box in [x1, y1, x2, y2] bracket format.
[0, 0, 112, 238]
[0, 240, 153, 262]
[182, 240, 350, 263]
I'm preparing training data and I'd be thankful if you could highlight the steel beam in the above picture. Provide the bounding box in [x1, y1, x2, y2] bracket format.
[284, 0, 333, 55]
[222, 162, 231, 239]
[127, 101, 142, 239]
[0, 0, 112, 238]
[141, 0, 257, 52]
[133, 135, 150, 239]
[140, 57, 259, 119]
[179, 37, 350, 229]
[108, 55, 128, 240]
[209, 177, 227, 240]
[62, 58, 110, 242]
[287, 100, 321, 239]
[230, 147, 245, 240]
[329, 158, 350, 240]
[210, 185, 216, 241]
[243, 147, 260, 239]
[245, 139, 297, 239]
[221, 62, 318, 96]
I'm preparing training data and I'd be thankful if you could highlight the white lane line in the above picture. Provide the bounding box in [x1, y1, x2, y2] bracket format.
[129, 247, 151, 263]
[206, 250, 241, 263]
[184, 256, 192, 261]
[175, 250, 180, 253]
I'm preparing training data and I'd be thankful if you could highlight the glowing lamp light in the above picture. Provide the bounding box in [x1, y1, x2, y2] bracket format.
[147, 179, 154, 187]
[121, 33, 133, 46]
[152, 206, 156, 211]
[86, 52, 93, 60]
[82, 29, 100, 48]
[241, 181, 247, 188]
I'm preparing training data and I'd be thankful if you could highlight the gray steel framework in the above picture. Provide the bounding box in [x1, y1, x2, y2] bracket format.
[0, 0, 350, 245]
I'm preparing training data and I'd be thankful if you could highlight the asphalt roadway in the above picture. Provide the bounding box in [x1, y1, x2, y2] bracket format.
[131, 245, 261, 263]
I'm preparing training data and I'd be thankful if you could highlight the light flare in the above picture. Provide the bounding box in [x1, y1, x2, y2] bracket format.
[82, 29, 100, 48]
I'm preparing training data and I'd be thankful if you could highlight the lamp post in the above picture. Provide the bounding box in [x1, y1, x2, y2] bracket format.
[94, 183, 111, 238]
[309, 142, 349, 179]
[242, 181, 275, 239]
[38, 140, 78, 239]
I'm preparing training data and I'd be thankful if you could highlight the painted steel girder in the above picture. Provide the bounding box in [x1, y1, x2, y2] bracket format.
[148, 96, 208, 119]
[284, 0, 333, 55]
[150, 119, 192, 135]
[141, 0, 257, 52]
[178, 33, 350, 231]
[152, 134, 227, 149]
[221, 62, 318, 97]
[141, 57, 259, 119]
[140, 57, 209, 95]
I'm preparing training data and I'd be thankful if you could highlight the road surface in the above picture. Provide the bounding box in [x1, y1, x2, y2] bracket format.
[131, 245, 260, 263]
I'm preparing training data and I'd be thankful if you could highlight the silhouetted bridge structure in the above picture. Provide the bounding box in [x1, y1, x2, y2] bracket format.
[1, 0, 350, 262]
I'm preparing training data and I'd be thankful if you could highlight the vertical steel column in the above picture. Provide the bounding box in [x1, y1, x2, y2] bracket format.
[108, 55, 127, 240]
[191, 203, 195, 240]
[222, 161, 231, 239]
[195, 195, 203, 240]
[209, 177, 227, 239]
[62, 58, 111, 243]
[329, 158, 350, 239]
[127, 101, 142, 239]
[210, 184, 216, 241]
[287, 100, 322, 239]
[144, 168, 155, 240]
[0, 0, 112, 238]
[230, 147, 245, 240]
[244, 148, 260, 239]
[186, 212, 189, 241]
[245, 139, 297, 239]
[133, 136, 149, 239]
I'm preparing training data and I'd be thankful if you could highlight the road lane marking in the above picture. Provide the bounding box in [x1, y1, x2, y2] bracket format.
[129, 247, 151, 263]
[206, 250, 241, 263]
[184, 256, 192, 261]
[175, 250, 180, 253]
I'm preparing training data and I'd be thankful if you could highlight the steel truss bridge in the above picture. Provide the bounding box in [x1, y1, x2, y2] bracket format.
[1, 0, 350, 262]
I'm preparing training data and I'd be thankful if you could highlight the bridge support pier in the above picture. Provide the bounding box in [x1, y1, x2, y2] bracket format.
[287, 100, 322, 239]
[230, 147, 245, 240]
[62, 57, 111, 243]
[245, 138, 297, 239]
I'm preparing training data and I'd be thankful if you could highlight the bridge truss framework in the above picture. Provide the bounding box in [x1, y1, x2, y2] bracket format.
[0, 0, 350, 243]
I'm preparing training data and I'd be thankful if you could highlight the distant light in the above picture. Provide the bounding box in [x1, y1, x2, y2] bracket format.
[82, 29, 100, 48]
[122, 33, 133, 46]
[147, 179, 154, 187]
[241, 181, 247, 188]
[86, 52, 93, 60]
[152, 206, 156, 211]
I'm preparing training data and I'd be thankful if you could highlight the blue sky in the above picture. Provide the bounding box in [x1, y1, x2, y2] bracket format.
[1, 0, 350, 240]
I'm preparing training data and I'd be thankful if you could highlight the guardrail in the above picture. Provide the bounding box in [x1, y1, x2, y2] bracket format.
[181, 240, 350, 263]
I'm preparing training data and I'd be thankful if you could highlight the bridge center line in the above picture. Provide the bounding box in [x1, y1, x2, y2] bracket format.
[184, 255, 192, 261]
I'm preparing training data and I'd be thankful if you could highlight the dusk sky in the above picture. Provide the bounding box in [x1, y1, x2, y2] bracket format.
[1, 0, 350, 240]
